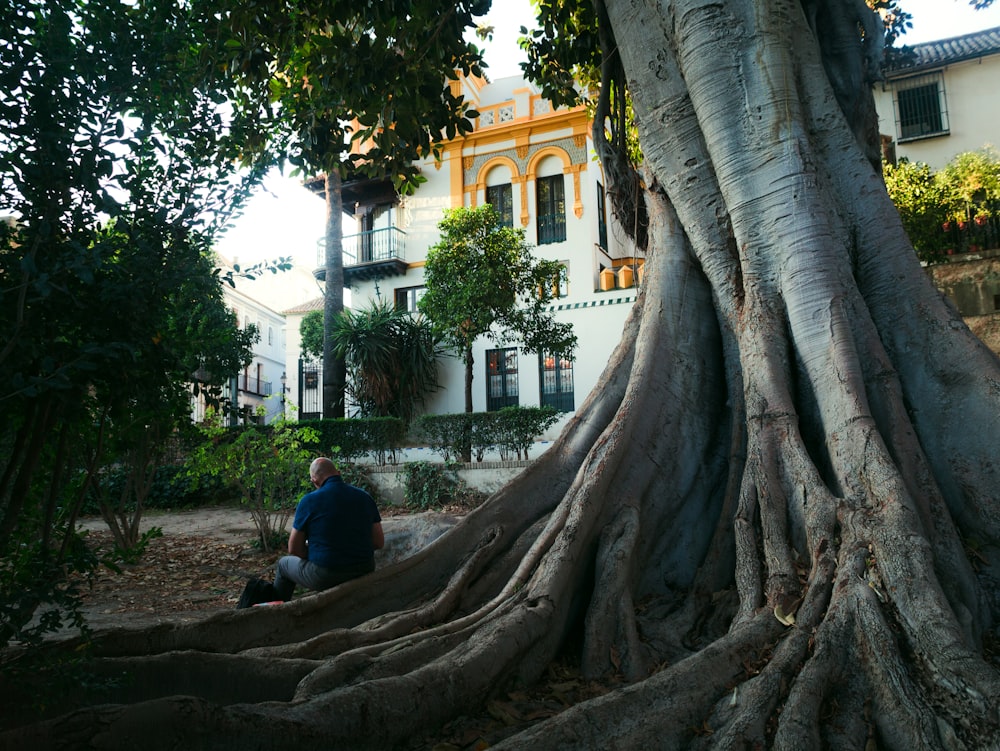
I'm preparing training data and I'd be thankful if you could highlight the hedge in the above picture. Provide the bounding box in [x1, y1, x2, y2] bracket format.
[296, 417, 406, 465]
[414, 406, 559, 462]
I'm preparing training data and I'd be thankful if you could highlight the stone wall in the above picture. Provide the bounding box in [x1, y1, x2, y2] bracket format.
[365, 459, 532, 507]
[927, 249, 1000, 355]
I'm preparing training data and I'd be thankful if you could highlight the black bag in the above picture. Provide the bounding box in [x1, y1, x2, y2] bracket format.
[236, 577, 279, 609]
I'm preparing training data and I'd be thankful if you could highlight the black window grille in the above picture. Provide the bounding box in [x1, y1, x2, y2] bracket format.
[486, 183, 514, 227]
[895, 74, 948, 141]
[539, 353, 574, 412]
[486, 347, 519, 411]
[597, 182, 608, 250]
[536, 175, 566, 244]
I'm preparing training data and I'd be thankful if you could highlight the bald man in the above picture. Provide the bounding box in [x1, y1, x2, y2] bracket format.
[272, 457, 384, 602]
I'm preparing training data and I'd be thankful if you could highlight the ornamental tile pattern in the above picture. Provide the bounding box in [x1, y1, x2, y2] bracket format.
[464, 136, 589, 185]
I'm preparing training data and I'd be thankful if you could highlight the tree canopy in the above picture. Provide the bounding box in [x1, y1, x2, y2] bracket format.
[0, 0, 262, 646]
[211, 0, 490, 418]
[419, 204, 578, 413]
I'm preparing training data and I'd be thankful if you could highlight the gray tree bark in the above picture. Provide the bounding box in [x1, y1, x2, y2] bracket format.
[3, 0, 998, 748]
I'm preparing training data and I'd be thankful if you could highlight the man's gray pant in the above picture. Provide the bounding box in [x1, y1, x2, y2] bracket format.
[273, 556, 374, 601]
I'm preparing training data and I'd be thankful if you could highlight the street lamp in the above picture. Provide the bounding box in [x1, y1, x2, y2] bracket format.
[280, 371, 288, 416]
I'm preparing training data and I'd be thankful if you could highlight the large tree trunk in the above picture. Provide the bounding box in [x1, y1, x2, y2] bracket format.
[4, 0, 999, 747]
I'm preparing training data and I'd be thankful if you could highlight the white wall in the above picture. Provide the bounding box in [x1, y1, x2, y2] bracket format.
[223, 283, 289, 424]
[339, 76, 641, 440]
[874, 54, 1000, 170]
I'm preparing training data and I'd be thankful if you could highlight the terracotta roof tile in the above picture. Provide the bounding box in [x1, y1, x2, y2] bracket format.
[888, 26, 1000, 74]
[283, 296, 326, 315]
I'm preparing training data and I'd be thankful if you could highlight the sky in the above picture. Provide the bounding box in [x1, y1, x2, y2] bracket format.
[215, 0, 1000, 269]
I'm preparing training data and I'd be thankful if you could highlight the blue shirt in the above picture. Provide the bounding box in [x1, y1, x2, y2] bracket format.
[292, 476, 381, 570]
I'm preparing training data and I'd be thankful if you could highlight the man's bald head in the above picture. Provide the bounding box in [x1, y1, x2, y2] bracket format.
[309, 457, 339, 485]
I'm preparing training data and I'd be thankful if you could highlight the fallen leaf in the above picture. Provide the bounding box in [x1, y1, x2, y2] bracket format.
[774, 604, 796, 627]
[486, 699, 520, 726]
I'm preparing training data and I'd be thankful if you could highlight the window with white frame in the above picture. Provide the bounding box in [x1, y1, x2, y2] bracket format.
[395, 285, 425, 313]
[546, 263, 569, 299]
[893, 72, 949, 141]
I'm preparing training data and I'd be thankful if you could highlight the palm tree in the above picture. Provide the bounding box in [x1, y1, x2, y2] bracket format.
[330, 299, 442, 424]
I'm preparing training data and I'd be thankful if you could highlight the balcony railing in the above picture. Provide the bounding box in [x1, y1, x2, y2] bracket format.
[238, 375, 272, 396]
[315, 226, 408, 285]
[941, 207, 1000, 256]
[315, 226, 406, 267]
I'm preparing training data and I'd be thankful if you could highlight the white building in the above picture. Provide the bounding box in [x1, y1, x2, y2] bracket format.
[192, 258, 319, 425]
[307, 74, 641, 437]
[224, 282, 288, 423]
[874, 27, 1000, 356]
[874, 26, 1000, 169]
[282, 296, 325, 421]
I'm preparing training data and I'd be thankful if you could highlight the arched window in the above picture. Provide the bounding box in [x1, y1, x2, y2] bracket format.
[485, 164, 514, 227]
[535, 156, 566, 244]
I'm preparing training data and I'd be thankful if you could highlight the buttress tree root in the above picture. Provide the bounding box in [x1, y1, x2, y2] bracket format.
[3, 0, 999, 748]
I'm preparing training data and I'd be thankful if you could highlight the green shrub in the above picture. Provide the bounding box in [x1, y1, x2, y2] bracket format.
[297, 417, 405, 464]
[80, 463, 235, 516]
[885, 148, 1000, 263]
[185, 413, 319, 552]
[884, 158, 951, 264]
[415, 406, 559, 462]
[494, 406, 559, 460]
[401, 461, 484, 511]
[414, 413, 474, 462]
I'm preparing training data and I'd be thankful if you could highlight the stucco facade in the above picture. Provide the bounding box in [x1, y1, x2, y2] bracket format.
[873, 27, 1000, 170]
[873, 28, 1000, 357]
[326, 74, 641, 436]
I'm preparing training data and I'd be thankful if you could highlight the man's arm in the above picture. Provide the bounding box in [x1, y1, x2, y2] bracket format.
[288, 527, 308, 558]
[372, 522, 385, 551]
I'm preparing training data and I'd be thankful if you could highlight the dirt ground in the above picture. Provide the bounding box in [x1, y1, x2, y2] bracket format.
[54, 508, 618, 750]
[71, 506, 281, 633]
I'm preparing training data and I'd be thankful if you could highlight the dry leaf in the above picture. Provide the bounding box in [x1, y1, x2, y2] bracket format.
[774, 604, 796, 626]
[548, 681, 580, 694]
[486, 699, 520, 725]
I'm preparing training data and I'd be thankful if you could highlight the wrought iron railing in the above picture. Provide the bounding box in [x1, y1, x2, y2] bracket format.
[942, 204, 1000, 256]
[315, 226, 406, 267]
[237, 375, 271, 396]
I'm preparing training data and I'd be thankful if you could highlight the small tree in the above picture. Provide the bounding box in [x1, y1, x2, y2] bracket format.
[883, 158, 950, 263]
[419, 205, 577, 416]
[938, 147, 1000, 225]
[299, 310, 325, 363]
[187, 412, 318, 552]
